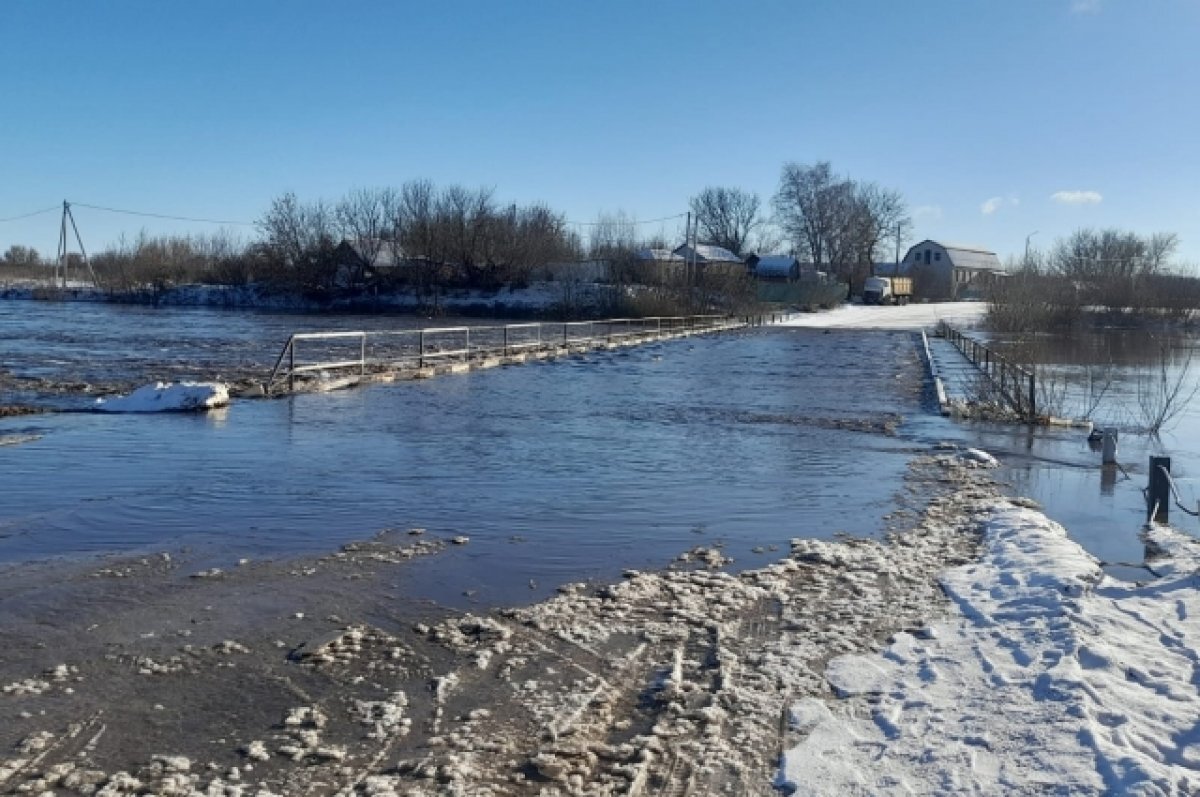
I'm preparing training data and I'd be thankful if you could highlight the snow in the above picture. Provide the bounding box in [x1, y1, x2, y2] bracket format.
[94, 381, 229, 413]
[780, 499, 1200, 796]
[780, 301, 987, 330]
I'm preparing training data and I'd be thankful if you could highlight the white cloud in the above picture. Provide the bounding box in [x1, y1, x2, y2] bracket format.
[1071, 0, 1101, 13]
[913, 205, 943, 221]
[980, 195, 1019, 216]
[1051, 190, 1103, 205]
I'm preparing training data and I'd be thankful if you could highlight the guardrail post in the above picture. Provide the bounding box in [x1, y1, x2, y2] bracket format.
[1028, 371, 1036, 420]
[465, 328, 471, 362]
[503, 325, 509, 356]
[289, 338, 296, 392]
[419, 329, 425, 368]
[360, 333, 366, 375]
[1148, 456, 1171, 522]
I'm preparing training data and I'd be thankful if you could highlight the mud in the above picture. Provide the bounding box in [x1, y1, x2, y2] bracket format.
[0, 451, 997, 796]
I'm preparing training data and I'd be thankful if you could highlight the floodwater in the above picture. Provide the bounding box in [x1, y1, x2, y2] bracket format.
[5, 301, 1195, 604]
[1, 301, 932, 607]
[945, 327, 1200, 572]
[0, 300, 470, 407]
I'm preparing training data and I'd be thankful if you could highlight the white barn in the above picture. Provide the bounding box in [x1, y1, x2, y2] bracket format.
[901, 240, 1004, 300]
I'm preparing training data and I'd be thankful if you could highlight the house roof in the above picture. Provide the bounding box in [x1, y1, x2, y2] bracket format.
[635, 247, 685, 262]
[752, 255, 799, 277]
[341, 238, 405, 268]
[673, 243, 742, 263]
[905, 240, 1003, 272]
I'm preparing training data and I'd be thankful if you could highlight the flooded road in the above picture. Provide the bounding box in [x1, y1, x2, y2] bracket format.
[2, 303, 932, 606]
[5, 300, 1196, 606]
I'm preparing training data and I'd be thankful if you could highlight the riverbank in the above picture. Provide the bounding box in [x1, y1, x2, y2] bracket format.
[0, 279, 764, 322]
[5, 446, 1196, 795]
[0, 448, 986, 795]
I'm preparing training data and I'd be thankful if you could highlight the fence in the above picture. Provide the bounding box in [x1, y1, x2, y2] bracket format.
[266, 314, 747, 394]
[936, 321, 1039, 419]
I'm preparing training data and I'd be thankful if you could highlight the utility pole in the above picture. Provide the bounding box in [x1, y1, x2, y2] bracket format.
[57, 201, 71, 288]
[56, 200, 96, 289]
[894, 223, 902, 278]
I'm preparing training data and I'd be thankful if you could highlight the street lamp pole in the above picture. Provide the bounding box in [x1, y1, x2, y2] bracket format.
[1024, 230, 1039, 269]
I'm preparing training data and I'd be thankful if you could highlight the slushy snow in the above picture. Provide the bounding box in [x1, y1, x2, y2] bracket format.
[94, 382, 229, 413]
[780, 500, 1200, 796]
[781, 301, 987, 330]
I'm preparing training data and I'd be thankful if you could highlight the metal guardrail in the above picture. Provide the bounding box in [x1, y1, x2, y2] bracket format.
[936, 321, 1038, 419]
[266, 314, 743, 393]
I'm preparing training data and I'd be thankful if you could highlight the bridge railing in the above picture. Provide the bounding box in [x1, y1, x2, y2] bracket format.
[936, 321, 1038, 419]
[266, 314, 743, 394]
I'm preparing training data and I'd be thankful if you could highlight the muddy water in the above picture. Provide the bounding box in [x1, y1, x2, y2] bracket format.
[1, 304, 929, 606]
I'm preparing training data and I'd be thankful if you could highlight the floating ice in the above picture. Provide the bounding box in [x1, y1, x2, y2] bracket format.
[94, 381, 229, 413]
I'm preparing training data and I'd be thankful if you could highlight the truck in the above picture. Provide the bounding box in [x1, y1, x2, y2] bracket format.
[862, 276, 913, 305]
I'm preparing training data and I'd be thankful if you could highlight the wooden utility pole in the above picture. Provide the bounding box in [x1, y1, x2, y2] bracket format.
[894, 223, 902, 278]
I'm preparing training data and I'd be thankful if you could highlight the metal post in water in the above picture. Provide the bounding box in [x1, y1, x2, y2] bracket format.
[1101, 429, 1118, 465]
[1148, 456, 1172, 522]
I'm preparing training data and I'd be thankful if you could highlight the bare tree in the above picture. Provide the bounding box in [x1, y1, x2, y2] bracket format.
[1136, 340, 1200, 435]
[772, 162, 909, 292]
[588, 211, 639, 260]
[1051, 228, 1164, 280]
[772, 161, 844, 268]
[852, 183, 910, 267]
[2, 245, 42, 267]
[257, 192, 338, 291]
[335, 187, 397, 285]
[689, 187, 761, 256]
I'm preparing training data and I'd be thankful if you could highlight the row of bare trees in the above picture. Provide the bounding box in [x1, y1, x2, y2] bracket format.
[990, 229, 1191, 331]
[257, 184, 580, 295]
[676, 162, 911, 293]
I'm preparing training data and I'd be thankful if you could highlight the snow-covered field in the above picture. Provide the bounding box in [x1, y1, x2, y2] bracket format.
[782, 301, 988, 330]
[782, 496, 1200, 795]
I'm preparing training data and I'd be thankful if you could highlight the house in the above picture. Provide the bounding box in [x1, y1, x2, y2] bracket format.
[745, 254, 825, 282]
[622, 247, 686, 284]
[900, 240, 1004, 300]
[671, 243, 745, 281]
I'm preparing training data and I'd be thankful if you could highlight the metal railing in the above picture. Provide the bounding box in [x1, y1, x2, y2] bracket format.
[936, 321, 1038, 419]
[266, 314, 742, 393]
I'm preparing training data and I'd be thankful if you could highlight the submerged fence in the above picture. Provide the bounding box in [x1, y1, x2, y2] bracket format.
[936, 321, 1038, 419]
[266, 314, 749, 393]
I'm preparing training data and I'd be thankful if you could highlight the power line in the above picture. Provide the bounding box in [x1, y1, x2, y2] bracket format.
[0, 206, 59, 223]
[565, 212, 687, 227]
[69, 201, 256, 227]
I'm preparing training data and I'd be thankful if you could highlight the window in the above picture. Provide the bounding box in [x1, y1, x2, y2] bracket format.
[935, 252, 941, 262]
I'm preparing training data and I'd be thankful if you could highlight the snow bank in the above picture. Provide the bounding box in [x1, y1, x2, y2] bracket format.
[94, 382, 230, 413]
[780, 502, 1200, 795]
[780, 301, 987, 330]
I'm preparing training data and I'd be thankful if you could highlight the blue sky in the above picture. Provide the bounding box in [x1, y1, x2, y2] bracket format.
[2, 0, 1198, 264]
